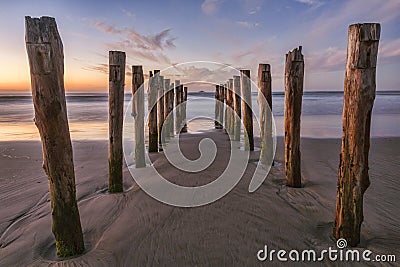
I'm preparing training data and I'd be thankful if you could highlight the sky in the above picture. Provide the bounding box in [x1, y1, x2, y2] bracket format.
[0, 0, 399, 93]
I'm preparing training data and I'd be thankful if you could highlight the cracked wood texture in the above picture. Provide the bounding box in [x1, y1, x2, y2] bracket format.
[132, 65, 145, 168]
[284, 46, 304, 188]
[25, 16, 84, 257]
[334, 23, 380, 247]
[108, 51, 125, 193]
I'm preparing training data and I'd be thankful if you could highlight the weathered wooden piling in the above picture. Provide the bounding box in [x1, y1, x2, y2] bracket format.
[175, 81, 181, 133]
[240, 70, 254, 151]
[233, 76, 241, 141]
[168, 82, 175, 136]
[284, 46, 304, 188]
[258, 64, 273, 166]
[181, 86, 188, 133]
[148, 71, 158, 152]
[215, 85, 222, 129]
[108, 51, 126, 193]
[25, 16, 84, 257]
[224, 83, 228, 130]
[163, 79, 172, 137]
[132, 65, 145, 168]
[226, 79, 234, 136]
[333, 23, 380, 247]
[158, 75, 165, 146]
[219, 84, 225, 129]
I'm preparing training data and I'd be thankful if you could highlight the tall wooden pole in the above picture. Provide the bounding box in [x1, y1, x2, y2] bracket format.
[334, 23, 380, 247]
[240, 70, 254, 151]
[158, 75, 165, 147]
[258, 64, 273, 166]
[215, 85, 222, 129]
[174, 80, 181, 134]
[148, 71, 158, 152]
[25, 16, 84, 257]
[169, 82, 175, 136]
[163, 79, 171, 137]
[132, 65, 145, 168]
[181, 86, 188, 133]
[233, 75, 241, 141]
[219, 84, 224, 129]
[108, 51, 125, 193]
[284, 46, 304, 188]
[225, 80, 234, 136]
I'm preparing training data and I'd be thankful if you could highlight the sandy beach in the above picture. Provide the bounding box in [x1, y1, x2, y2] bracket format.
[0, 130, 399, 266]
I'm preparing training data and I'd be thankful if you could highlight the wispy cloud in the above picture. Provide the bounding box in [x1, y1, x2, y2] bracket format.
[121, 9, 135, 20]
[85, 19, 177, 76]
[294, 0, 323, 8]
[305, 38, 400, 73]
[236, 20, 259, 28]
[201, 0, 223, 15]
[94, 21, 176, 51]
[239, 0, 263, 14]
[308, 0, 399, 40]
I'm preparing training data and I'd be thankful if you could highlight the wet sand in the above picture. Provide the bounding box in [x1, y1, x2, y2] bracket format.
[0, 131, 399, 266]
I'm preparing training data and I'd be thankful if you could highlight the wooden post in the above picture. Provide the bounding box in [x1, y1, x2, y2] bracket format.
[219, 84, 225, 129]
[148, 71, 158, 152]
[233, 75, 241, 141]
[158, 75, 165, 147]
[284, 46, 304, 188]
[258, 64, 273, 166]
[163, 79, 171, 137]
[25, 16, 84, 257]
[240, 70, 254, 151]
[168, 82, 175, 136]
[334, 23, 380, 247]
[181, 86, 188, 133]
[225, 82, 229, 132]
[227, 79, 234, 136]
[174, 80, 181, 134]
[214, 85, 222, 129]
[132, 65, 145, 168]
[108, 51, 126, 193]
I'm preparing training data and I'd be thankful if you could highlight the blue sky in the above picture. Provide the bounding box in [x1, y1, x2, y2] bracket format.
[0, 0, 399, 92]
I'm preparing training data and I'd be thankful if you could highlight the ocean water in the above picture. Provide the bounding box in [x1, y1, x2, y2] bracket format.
[0, 91, 399, 141]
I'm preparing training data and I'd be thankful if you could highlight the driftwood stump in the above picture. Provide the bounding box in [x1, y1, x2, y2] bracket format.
[233, 76, 241, 141]
[258, 64, 273, 166]
[25, 16, 84, 257]
[148, 71, 158, 152]
[334, 23, 380, 246]
[240, 70, 254, 151]
[108, 51, 126, 193]
[284, 46, 304, 188]
[132, 65, 145, 168]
